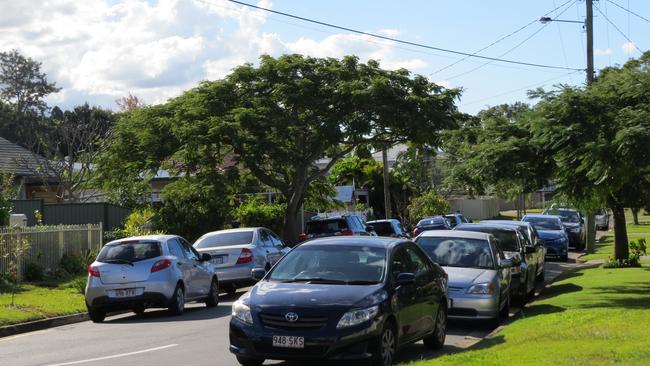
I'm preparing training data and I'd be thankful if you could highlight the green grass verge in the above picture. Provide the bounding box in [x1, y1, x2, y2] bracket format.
[405, 264, 650, 366]
[0, 276, 87, 326]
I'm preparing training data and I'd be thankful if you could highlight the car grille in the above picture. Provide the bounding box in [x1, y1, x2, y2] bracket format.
[254, 343, 327, 357]
[449, 308, 478, 317]
[448, 286, 464, 293]
[259, 313, 328, 330]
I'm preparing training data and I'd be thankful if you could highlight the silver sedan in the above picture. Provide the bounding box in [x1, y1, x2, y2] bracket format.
[414, 230, 513, 326]
[193, 228, 289, 294]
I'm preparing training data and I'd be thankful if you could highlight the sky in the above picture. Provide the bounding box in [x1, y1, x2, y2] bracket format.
[1, 0, 648, 115]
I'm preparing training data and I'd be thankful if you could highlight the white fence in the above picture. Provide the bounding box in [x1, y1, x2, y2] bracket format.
[0, 224, 103, 279]
[448, 197, 500, 221]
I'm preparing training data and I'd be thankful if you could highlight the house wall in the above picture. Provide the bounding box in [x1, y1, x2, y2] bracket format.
[448, 197, 500, 221]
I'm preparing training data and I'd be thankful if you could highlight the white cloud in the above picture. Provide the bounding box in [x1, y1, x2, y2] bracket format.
[377, 29, 400, 37]
[435, 80, 451, 89]
[0, 0, 429, 110]
[622, 42, 637, 54]
[594, 48, 613, 56]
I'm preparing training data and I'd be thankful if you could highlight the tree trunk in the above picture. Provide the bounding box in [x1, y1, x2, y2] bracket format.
[632, 207, 640, 225]
[611, 205, 629, 261]
[283, 202, 301, 246]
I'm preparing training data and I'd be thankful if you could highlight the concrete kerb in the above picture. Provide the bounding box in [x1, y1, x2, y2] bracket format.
[0, 313, 89, 338]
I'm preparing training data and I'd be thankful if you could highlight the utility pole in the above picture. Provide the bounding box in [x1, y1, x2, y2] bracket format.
[382, 148, 391, 219]
[585, 0, 597, 253]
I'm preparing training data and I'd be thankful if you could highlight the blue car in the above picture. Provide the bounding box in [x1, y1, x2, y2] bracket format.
[229, 237, 449, 366]
[522, 214, 569, 261]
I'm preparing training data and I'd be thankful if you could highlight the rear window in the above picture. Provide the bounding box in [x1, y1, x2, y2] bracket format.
[417, 218, 445, 227]
[369, 222, 394, 236]
[194, 231, 254, 249]
[97, 241, 161, 263]
[457, 227, 520, 252]
[306, 219, 348, 234]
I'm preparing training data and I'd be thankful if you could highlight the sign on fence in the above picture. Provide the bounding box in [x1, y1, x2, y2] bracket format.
[0, 224, 103, 279]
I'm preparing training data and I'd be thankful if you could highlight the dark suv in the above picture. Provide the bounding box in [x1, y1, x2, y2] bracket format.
[542, 207, 585, 250]
[366, 219, 410, 238]
[299, 214, 372, 242]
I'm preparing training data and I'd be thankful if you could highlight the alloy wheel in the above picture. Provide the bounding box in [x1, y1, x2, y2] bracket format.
[436, 306, 447, 343]
[380, 327, 396, 366]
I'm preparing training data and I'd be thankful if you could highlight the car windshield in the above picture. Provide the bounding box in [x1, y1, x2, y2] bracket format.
[268, 245, 386, 284]
[416, 237, 494, 269]
[369, 222, 394, 236]
[459, 227, 519, 252]
[417, 218, 445, 227]
[556, 210, 581, 223]
[306, 219, 348, 234]
[523, 217, 563, 231]
[97, 241, 161, 263]
[194, 231, 254, 249]
[444, 215, 458, 227]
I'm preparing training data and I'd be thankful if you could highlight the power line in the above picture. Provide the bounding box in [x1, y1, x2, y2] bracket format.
[594, 3, 643, 53]
[223, 0, 583, 72]
[553, 0, 570, 68]
[445, 0, 578, 81]
[431, 0, 576, 76]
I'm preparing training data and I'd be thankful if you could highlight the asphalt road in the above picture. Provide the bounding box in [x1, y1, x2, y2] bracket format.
[0, 255, 581, 366]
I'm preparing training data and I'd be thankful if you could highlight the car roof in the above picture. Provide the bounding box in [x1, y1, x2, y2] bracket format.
[547, 207, 579, 212]
[418, 230, 490, 240]
[524, 214, 561, 219]
[455, 223, 518, 232]
[481, 220, 529, 226]
[109, 234, 177, 244]
[298, 236, 404, 249]
[367, 219, 396, 223]
[201, 228, 259, 236]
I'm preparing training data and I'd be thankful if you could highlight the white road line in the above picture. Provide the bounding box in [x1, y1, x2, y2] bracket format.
[0, 329, 52, 342]
[43, 344, 178, 366]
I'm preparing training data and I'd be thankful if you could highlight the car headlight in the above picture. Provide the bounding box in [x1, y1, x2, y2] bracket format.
[232, 300, 253, 325]
[336, 305, 379, 329]
[467, 282, 494, 295]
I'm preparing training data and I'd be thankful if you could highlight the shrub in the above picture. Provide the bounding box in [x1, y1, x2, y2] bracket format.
[407, 190, 450, 223]
[68, 277, 87, 294]
[603, 239, 647, 268]
[122, 207, 160, 237]
[233, 197, 286, 235]
[24, 262, 45, 281]
[59, 253, 85, 275]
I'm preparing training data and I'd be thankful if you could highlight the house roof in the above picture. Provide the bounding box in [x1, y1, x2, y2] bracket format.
[0, 137, 45, 177]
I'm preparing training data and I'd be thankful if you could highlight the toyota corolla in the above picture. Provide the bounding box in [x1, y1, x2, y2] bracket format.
[229, 237, 449, 366]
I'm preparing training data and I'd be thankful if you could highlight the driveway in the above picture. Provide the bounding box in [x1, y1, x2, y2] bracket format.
[0, 256, 580, 366]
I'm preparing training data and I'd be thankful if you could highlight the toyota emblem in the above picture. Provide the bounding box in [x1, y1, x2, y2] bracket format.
[285, 312, 299, 322]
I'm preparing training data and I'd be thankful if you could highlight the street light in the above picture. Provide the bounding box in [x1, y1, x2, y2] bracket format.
[539, 16, 584, 25]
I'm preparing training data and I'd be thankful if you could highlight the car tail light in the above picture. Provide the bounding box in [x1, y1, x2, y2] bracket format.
[340, 229, 353, 236]
[87, 265, 100, 277]
[412, 228, 420, 237]
[236, 248, 253, 264]
[390, 233, 397, 238]
[298, 233, 308, 242]
[151, 259, 172, 273]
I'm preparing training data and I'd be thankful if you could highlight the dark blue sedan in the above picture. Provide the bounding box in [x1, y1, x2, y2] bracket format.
[229, 237, 449, 366]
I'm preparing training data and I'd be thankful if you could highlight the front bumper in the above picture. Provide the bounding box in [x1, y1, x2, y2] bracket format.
[229, 314, 383, 361]
[447, 292, 500, 320]
[544, 243, 568, 258]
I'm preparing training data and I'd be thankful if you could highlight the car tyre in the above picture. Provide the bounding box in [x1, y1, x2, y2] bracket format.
[235, 356, 264, 366]
[423, 302, 447, 350]
[168, 284, 185, 316]
[561, 255, 568, 262]
[205, 278, 219, 308]
[133, 305, 145, 316]
[372, 323, 397, 366]
[88, 306, 106, 323]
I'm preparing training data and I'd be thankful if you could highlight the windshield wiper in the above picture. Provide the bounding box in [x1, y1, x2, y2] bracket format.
[101, 259, 134, 266]
[345, 280, 380, 285]
[282, 277, 346, 284]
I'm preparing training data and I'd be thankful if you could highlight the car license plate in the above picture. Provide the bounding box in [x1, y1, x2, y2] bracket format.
[109, 288, 143, 298]
[272, 335, 304, 349]
[211, 256, 224, 265]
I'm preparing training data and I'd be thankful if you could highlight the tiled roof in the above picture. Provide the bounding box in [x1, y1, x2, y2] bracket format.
[0, 137, 44, 177]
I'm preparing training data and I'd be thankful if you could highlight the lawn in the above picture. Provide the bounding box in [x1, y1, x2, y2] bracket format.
[405, 263, 650, 366]
[581, 209, 650, 262]
[0, 276, 87, 326]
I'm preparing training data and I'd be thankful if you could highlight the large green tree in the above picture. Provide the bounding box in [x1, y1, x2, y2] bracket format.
[530, 53, 650, 260]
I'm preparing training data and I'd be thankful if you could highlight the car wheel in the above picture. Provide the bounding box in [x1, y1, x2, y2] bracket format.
[133, 305, 145, 316]
[87, 306, 106, 323]
[168, 284, 185, 316]
[205, 278, 219, 308]
[561, 255, 568, 262]
[423, 302, 447, 350]
[372, 323, 397, 366]
[235, 356, 264, 366]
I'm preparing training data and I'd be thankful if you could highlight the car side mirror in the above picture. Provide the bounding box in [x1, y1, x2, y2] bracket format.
[499, 258, 514, 269]
[580, 218, 585, 224]
[395, 272, 416, 287]
[251, 268, 266, 281]
[524, 246, 536, 254]
[200, 253, 211, 262]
